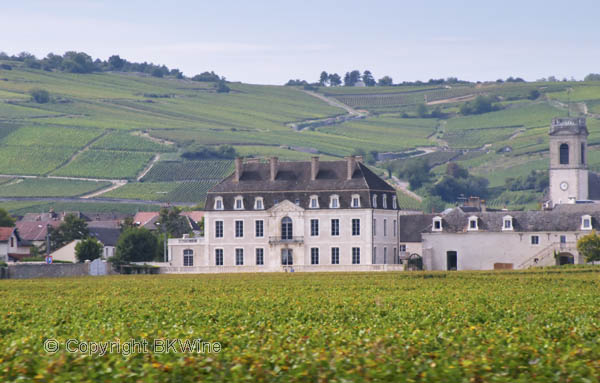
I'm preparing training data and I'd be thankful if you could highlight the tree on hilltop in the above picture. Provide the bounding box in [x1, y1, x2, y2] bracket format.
[328, 73, 342, 86]
[362, 70, 376, 86]
[378, 76, 393, 86]
[319, 71, 329, 86]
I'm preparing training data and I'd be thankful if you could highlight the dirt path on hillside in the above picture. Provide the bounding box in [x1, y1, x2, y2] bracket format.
[80, 181, 127, 199]
[137, 154, 160, 181]
[426, 94, 476, 106]
[301, 89, 366, 116]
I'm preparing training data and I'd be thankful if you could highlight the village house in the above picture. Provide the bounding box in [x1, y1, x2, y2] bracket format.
[167, 156, 404, 272]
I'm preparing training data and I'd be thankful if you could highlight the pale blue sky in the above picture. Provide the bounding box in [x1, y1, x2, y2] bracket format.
[2, 0, 599, 84]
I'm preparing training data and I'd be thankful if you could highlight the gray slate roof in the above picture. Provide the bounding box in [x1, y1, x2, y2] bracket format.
[206, 159, 397, 211]
[425, 204, 600, 233]
[89, 227, 121, 247]
[400, 214, 436, 242]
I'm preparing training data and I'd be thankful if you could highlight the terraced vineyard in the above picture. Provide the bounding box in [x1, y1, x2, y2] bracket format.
[2, 269, 600, 382]
[51, 150, 155, 179]
[141, 160, 234, 182]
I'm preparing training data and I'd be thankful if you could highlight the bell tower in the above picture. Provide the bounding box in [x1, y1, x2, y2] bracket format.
[548, 117, 588, 206]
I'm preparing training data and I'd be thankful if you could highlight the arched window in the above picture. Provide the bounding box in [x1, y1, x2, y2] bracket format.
[183, 249, 194, 267]
[372, 194, 378, 208]
[560, 143, 569, 165]
[281, 217, 293, 240]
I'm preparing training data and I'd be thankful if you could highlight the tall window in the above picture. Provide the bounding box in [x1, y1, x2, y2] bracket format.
[384, 219, 387, 236]
[215, 221, 224, 238]
[392, 196, 397, 210]
[352, 247, 360, 264]
[373, 219, 377, 236]
[383, 195, 387, 208]
[310, 219, 319, 236]
[235, 248, 244, 265]
[281, 249, 293, 265]
[393, 220, 397, 237]
[331, 219, 340, 236]
[281, 217, 293, 240]
[373, 247, 377, 264]
[235, 220, 244, 238]
[352, 218, 360, 236]
[311, 248, 319, 265]
[560, 143, 569, 165]
[183, 249, 194, 267]
[215, 249, 223, 266]
[383, 247, 387, 264]
[255, 248, 264, 265]
[581, 143, 586, 165]
[372, 195, 377, 208]
[331, 247, 339, 264]
[255, 220, 264, 238]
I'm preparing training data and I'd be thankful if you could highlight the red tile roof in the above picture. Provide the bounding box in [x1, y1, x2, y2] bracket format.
[133, 212, 159, 226]
[0, 227, 14, 242]
[181, 211, 204, 223]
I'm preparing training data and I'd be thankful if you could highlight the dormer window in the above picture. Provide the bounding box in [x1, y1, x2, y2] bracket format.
[310, 195, 319, 209]
[330, 195, 339, 209]
[383, 195, 388, 209]
[254, 197, 264, 210]
[392, 196, 397, 209]
[502, 215, 513, 231]
[234, 196, 244, 210]
[433, 217, 442, 232]
[214, 197, 224, 210]
[468, 216, 478, 231]
[372, 194, 378, 208]
[582, 215, 592, 230]
[351, 194, 361, 208]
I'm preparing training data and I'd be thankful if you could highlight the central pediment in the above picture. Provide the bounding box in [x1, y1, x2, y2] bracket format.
[268, 199, 305, 213]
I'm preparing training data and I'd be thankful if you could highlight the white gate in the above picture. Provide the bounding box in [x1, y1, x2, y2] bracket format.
[89, 259, 107, 276]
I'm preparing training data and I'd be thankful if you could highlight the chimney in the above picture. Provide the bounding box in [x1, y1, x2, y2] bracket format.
[310, 156, 319, 181]
[270, 156, 279, 181]
[481, 200, 487, 212]
[345, 156, 356, 180]
[234, 157, 243, 183]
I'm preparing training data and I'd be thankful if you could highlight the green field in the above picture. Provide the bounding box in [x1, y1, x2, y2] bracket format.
[0, 178, 110, 197]
[51, 150, 154, 179]
[1, 269, 600, 382]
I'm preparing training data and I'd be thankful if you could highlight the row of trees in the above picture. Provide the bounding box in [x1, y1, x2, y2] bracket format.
[0, 51, 225, 85]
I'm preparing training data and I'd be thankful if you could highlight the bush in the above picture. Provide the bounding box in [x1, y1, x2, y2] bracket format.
[192, 71, 221, 82]
[0, 261, 7, 267]
[151, 68, 164, 78]
[216, 80, 230, 93]
[115, 228, 158, 263]
[29, 88, 50, 103]
[75, 238, 103, 262]
[181, 144, 236, 160]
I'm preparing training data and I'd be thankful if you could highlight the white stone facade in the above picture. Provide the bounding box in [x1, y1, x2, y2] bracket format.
[168, 201, 401, 272]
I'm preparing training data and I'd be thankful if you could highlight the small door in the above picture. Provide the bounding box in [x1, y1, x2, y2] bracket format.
[446, 251, 457, 271]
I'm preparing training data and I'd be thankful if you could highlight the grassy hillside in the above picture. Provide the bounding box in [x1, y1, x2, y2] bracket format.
[1, 60, 600, 210]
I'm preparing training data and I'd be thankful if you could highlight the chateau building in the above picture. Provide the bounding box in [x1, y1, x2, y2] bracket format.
[168, 156, 405, 272]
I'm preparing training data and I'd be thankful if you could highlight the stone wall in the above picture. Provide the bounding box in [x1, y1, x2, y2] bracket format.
[6, 263, 91, 279]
